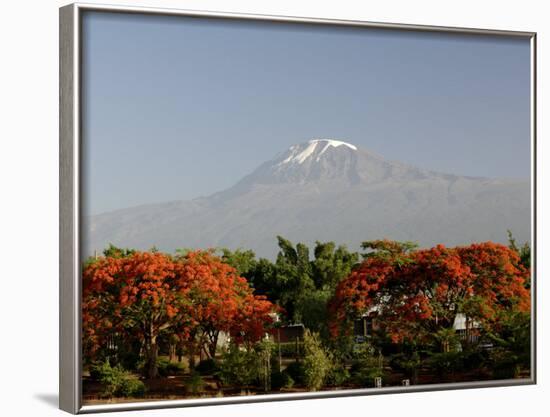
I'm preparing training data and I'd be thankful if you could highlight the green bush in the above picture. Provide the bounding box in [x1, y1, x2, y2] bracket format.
[350, 361, 384, 387]
[389, 351, 421, 379]
[218, 344, 259, 387]
[426, 352, 464, 377]
[283, 361, 306, 386]
[350, 344, 385, 387]
[156, 357, 185, 377]
[93, 361, 146, 398]
[461, 349, 486, 371]
[119, 377, 147, 397]
[490, 349, 521, 379]
[89, 362, 104, 381]
[326, 365, 350, 387]
[195, 358, 219, 375]
[302, 330, 332, 391]
[271, 371, 295, 390]
[186, 372, 205, 395]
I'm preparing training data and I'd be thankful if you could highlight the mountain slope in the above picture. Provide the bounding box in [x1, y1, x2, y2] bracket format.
[84, 139, 530, 258]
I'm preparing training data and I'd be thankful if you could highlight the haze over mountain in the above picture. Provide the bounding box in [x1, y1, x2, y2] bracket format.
[84, 139, 530, 258]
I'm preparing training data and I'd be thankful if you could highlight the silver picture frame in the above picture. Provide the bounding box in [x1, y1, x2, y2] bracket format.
[60, 2, 537, 414]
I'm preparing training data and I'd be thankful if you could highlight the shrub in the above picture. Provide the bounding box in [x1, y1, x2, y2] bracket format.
[155, 357, 185, 377]
[302, 330, 332, 391]
[89, 362, 104, 381]
[119, 377, 147, 397]
[186, 372, 205, 395]
[461, 349, 486, 371]
[271, 371, 295, 390]
[256, 338, 275, 392]
[326, 365, 350, 387]
[93, 361, 146, 398]
[350, 343, 385, 387]
[195, 358, 219, 375]
[218, 344, 259, 387]
[283, 361, 306, 386]
[389, 351, 421, 379]
[490, 349, 521, 379]
[427, 352, 464, 378]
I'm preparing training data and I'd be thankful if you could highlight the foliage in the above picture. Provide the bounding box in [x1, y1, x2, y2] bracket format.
[389, 351, 422, 381]
[427, 351, 464, 378]
[329, 241, 531, 347]
[283, 361, 306, 386]
[425, 348, 486, 379]
[507, 230, 531, 271]
[173, 250, 275, 357]
[186, 372, 205, 395]
[486, 310, 531, 377]
[82, 248, 276, 378]
[219, 248, 258, 276]
[433, 328, 462, 353]
[489, 349, 522, 379]
[195, 358, 219, 375]
[271, 371, 295, 390]
[295, 289, 332, 338]
[102, 244, 135, 259]
[271, 237, 315, 323]
[361, 239, 418, 261]
[119, 377, 147, 398]
[83, 250, 184, 378]
[302, 330, 332, 391]
[312, 241, 360, 290]
[243, 238, 358, 328]
[349, 343, 385, 387]
[155, 357, 185, 377]
[325, 364, 350, 387]
[93, 361, 146, 398]
[218, 344, 260, 387]
[256, 338, 275, 391]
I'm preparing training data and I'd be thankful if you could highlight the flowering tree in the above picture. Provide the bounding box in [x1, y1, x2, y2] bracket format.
[83, 249, 276, 378]
[328, 241, 530, 347]
[83, 251, 195, 378]
[173, 251, 276, 359]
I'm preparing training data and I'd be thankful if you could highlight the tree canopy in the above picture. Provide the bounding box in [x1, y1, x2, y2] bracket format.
[329, 240, 530, 347]
[83, 249, 276, 378]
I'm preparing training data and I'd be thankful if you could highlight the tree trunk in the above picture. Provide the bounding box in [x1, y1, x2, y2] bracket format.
[187, 340, 197, 370]
[208, 331, 219, 358]
[169, 343, 177, 362]
[144, 335, 159, 379]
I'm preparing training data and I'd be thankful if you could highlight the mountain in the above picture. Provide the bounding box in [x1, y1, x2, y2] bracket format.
[84, 139, 531, 258]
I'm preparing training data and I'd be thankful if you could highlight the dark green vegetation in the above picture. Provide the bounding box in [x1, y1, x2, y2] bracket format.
[82, 233, 531, 403]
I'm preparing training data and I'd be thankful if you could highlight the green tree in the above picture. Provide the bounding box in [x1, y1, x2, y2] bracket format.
[247, 257, 278, 296]
[311, 241, 359, 290]
[218, 344, 259, 387]
[302, 330, 332, 391]
[296, 288, 332, 337]
[507, 230, 531, 271]
[102, 243, 135, 259]
[361, 239, 418, 262]
[219, 248, 258, 276]
[350, 343, 385, 387]
[271, 237, 315, 323]
[486, 310, 531, 377]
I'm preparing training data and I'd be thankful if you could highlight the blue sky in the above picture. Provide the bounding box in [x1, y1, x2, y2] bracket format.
[82, 12, 531, 215]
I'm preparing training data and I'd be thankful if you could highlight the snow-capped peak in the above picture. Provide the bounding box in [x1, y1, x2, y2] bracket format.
[279, 139, 357, 165]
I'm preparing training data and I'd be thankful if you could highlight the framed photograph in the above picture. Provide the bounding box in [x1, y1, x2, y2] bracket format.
[59, 2, 536, 414]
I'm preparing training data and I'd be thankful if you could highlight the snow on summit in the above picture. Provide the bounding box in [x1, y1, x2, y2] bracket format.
[279, 139, 357, 165]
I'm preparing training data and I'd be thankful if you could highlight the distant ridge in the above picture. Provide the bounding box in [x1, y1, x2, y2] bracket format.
[85, 139, 530, 258]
